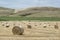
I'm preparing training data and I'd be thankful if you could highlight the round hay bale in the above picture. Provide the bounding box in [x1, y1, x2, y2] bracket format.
[6, 25, 9, 28]
[40, 23, 41, 25]
[54, 25, 58, 29]
[27, 25, 32, 29]
[6, 24, 10, 28]
[35, 25, 37, 26]
[12, 26, 24, 35]
[54, 23, 59, 29]
[2, 24, 4, 26]
[43, 24, 47, 28]
[49, 25, 51, 26]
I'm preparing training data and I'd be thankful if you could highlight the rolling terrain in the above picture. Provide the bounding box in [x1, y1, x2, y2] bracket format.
[0, 7, 60, 40]
[0, 7, 60, 17]
[0, 7, 15, 16]
[17, 7, 60, 17]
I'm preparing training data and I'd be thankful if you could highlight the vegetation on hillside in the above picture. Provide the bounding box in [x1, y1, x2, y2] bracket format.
[0, 7, 60, 21]
[17, 7, 60, 17]
[0, 7, 60, 17]
[0, 7, 15, 16]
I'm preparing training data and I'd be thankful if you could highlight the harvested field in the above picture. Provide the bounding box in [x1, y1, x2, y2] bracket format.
[0, 21, 60, 40]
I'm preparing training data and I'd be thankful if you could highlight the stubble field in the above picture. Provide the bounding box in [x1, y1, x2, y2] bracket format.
[0, 21, 60, 40]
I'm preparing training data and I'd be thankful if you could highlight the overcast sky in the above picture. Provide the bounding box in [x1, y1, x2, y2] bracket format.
[0, 0, 60, 9]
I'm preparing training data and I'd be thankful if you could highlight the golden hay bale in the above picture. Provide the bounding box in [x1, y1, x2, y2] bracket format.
[43, 24, 47, 28]
[2, 24, 4, 26]
[6, 24, 10, 28]
[40, 23, 41, 25]
[54, 23, 59, 29]
[6, 25, 9, 28]
[54, 25, 58, 29]
[27, 25, 32, 29]
[43, 26, 47, 28]
[13, 24, 15, 25]
[35, 25, 37, 26]
[12, 26, 24, 35]
[49, 24, 51, 26]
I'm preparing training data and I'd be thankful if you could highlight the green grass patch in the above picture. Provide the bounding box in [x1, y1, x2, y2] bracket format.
[0, 16, 60, 21]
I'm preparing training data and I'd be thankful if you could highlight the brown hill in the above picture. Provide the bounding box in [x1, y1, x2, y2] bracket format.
[16, 7, 60, 17]
[0, 7, 60, 17]
[0, 7, 15, 16]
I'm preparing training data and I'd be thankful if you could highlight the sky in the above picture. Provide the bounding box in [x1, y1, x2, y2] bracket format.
[0, 0, 60, 9]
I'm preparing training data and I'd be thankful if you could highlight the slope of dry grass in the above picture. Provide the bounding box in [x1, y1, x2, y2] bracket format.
[17, 7, 60, 17]
[0, 7, 60, 17]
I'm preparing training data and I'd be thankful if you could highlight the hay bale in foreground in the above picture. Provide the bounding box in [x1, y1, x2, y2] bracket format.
[12, 26, 24, 35]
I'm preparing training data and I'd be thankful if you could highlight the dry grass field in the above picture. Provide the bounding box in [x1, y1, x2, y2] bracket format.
[0, 21, 60, 40]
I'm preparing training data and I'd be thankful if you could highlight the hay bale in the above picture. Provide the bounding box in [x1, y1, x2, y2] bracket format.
[35, 25, 37, 26]
[40, 23, 41, 25]
[43, 24, 47, 28]
[6, 25, 9, 28]
[54, 25, 58, 29]
[27, 25, 32, 29]
[2, 24, 4, 26]
[49, 25, 51, 26]
[6, 24, 10, 28]
[12, 26, 24, 35]
[54, 23, 59, 29]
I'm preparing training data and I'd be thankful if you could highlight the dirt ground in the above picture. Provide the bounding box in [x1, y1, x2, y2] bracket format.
[0, 21, 60, 40]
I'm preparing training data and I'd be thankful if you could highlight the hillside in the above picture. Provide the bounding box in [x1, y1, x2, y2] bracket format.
[17, 7, 60, 17]
[0, 7, 15, 16]
[0, 7, 60, 17]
